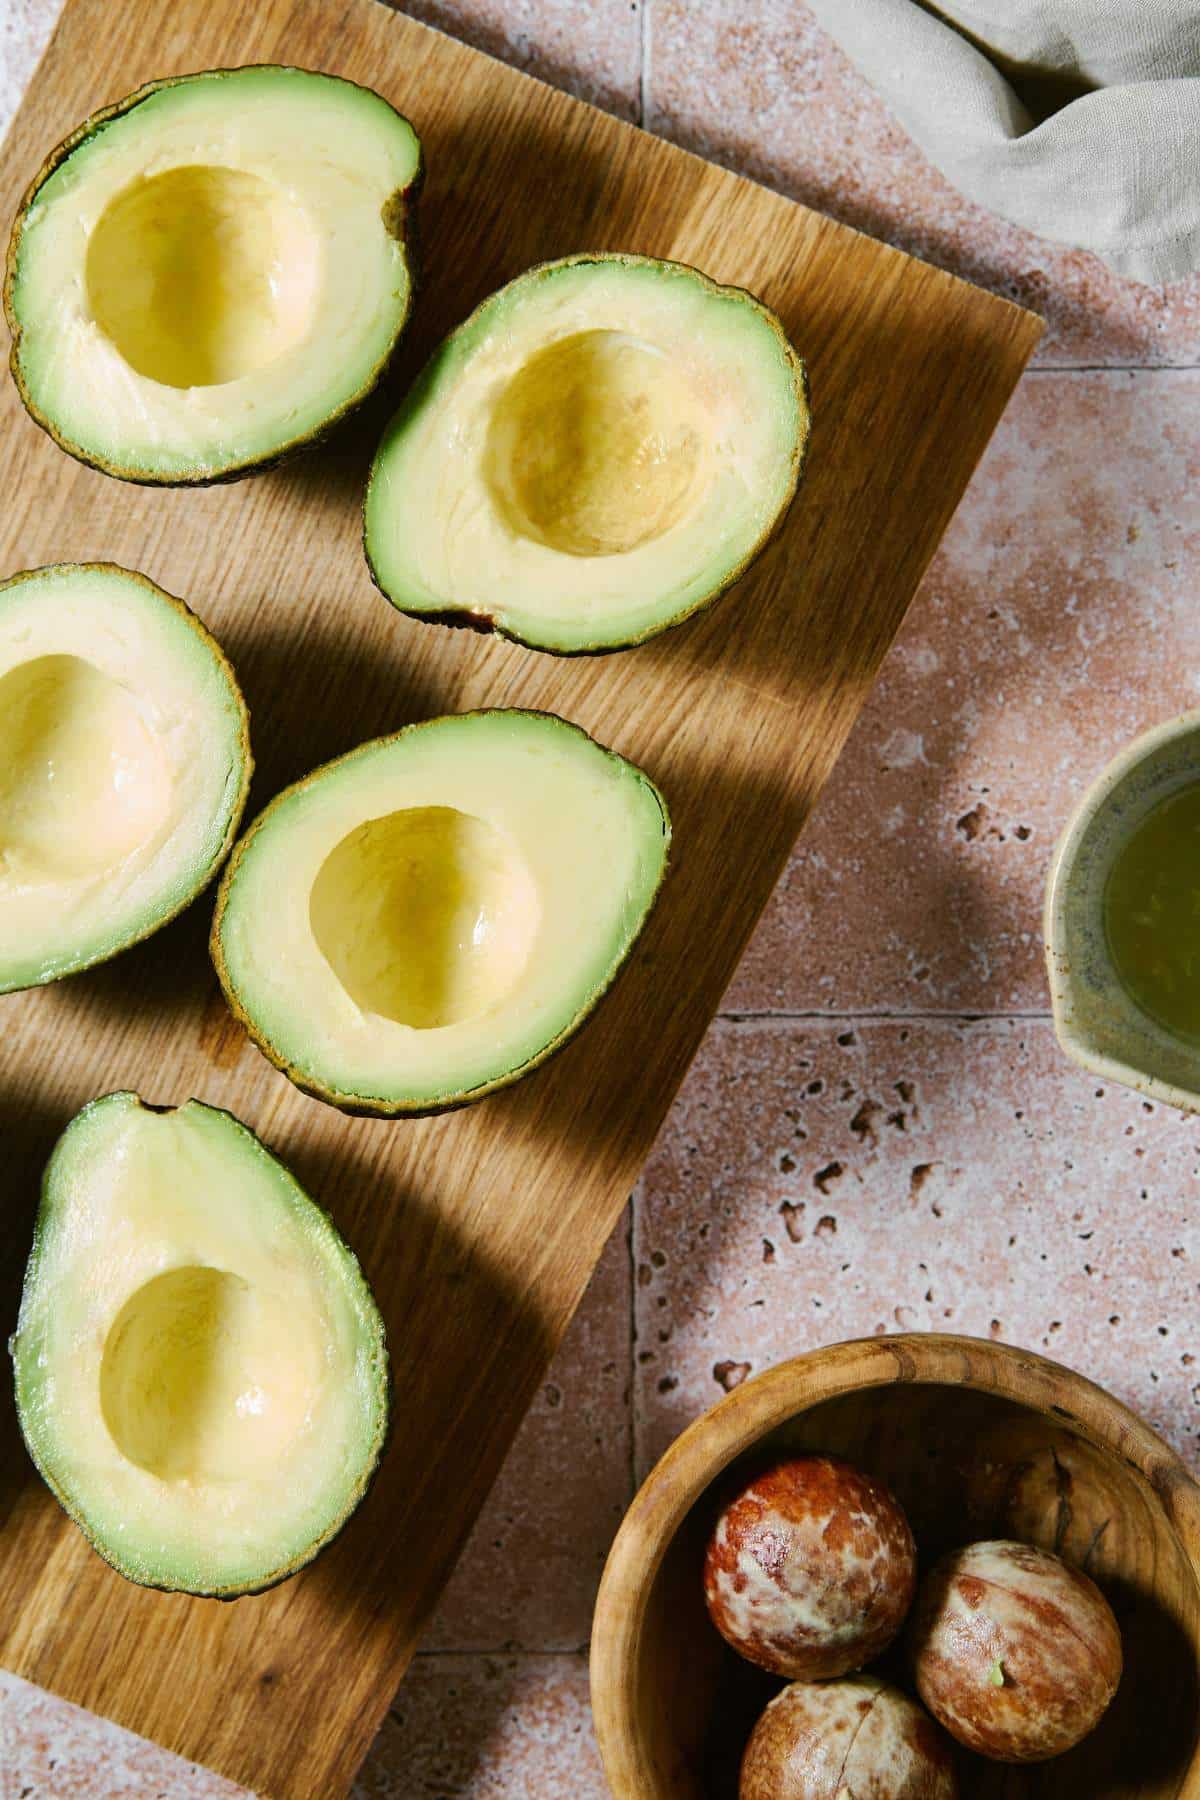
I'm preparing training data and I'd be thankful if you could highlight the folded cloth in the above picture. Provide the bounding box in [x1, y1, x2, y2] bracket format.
[805, 0, 1200, 285]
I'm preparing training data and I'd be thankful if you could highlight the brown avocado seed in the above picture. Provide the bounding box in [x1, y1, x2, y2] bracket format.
[739, 1675, 959, 1799]
[703, 1453, 917, 1679]
[908, 1539, 1122, 1761]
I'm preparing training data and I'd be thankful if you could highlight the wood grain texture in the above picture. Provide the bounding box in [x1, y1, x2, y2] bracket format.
[591, 1334, 1200, 1798]
[0, 3, 1041, 1794]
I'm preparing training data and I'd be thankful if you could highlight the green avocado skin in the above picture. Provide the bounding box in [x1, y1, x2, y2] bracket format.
[10, 1091, 391, 1599]
[363, 251, 810, 655]
[210, 708, 672, 1117]
[4, 65, 423, 486]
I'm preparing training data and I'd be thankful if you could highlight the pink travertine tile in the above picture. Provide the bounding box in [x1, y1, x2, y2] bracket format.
[729, 371, 1200, 1016]
[0, 0, 56, 137]
[0, 1670, 245, 1799]
[647, 0, 1200, 367]
[352, 1654, 604, 1798]
[426, 1214, 631, 1649]
[391, 0, 641, 121]
[635, 1017, 1200, 1475]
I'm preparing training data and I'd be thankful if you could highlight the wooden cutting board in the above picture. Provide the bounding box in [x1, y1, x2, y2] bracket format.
[0, 2, 1041, 1792]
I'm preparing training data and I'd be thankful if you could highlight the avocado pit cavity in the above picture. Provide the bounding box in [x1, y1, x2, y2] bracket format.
[0, 653, 172, 882]
[309, 804, 541, 1029]
[100, 1263, 321, 1484]
[485, 329, 705, 557]
[86, 164, 322, 388]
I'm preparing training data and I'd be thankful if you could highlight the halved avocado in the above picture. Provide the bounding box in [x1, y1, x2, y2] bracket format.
[5, 66, 421, 484]
[211, 709, 670, 1113]
[364, 253, 809, 653]
[10, 1091, 388, 1596]
[0, 563, 250, 994]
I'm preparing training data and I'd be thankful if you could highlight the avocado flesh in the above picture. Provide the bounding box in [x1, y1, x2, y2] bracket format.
[6, 66, 420, 483]
[0, 563, 249, 994]
[212, 710, 670, 1113]
[364, 254, 809, 653]
[11, 1092, 388, 1596]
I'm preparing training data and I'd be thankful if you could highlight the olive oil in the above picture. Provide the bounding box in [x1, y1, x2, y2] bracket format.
[1104, 782, 1200, 1044]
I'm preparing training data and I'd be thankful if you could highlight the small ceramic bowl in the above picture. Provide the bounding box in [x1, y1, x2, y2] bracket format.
[590, 1333, 1200, 1799]
[1045, 708, 1200, 1112]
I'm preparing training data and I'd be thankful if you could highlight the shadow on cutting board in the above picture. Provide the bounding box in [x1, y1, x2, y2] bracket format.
[272, 91, 656, 525]
[0, 1089, 74, 1527]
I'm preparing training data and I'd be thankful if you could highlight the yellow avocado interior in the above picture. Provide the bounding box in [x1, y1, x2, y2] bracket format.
[0, 652, 173, 880]
[214, 710, 670, 1110]
[0, 564, 248, 994]
[11, 1093, 387, 1595]
[484, 329, 707, 557]
[365, 255, 808, 651]
[8, 66, 420, 479]
[308, 805, 543, 1030]
[85, 163, 322, 390]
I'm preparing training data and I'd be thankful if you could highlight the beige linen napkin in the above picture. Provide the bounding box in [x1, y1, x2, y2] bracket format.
[805, 0, 1200, 284]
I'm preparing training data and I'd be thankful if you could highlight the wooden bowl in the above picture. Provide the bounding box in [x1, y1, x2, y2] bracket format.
[590, 1334, 1200, 1798]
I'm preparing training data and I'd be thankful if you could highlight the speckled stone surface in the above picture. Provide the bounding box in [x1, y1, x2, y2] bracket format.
[351, 1654, 604, 1797]
[730, 371, 1200, 1017]
[399, 0, 642, 119]
[634, 1017, 1200, 1474]
[0, 0, 53, 128]
[3, 2, 1199, 1797]
[0, 1672, 247, 1800]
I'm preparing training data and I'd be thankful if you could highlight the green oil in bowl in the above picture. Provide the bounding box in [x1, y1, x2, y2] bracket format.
[1105, 781, 1200, 1046]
